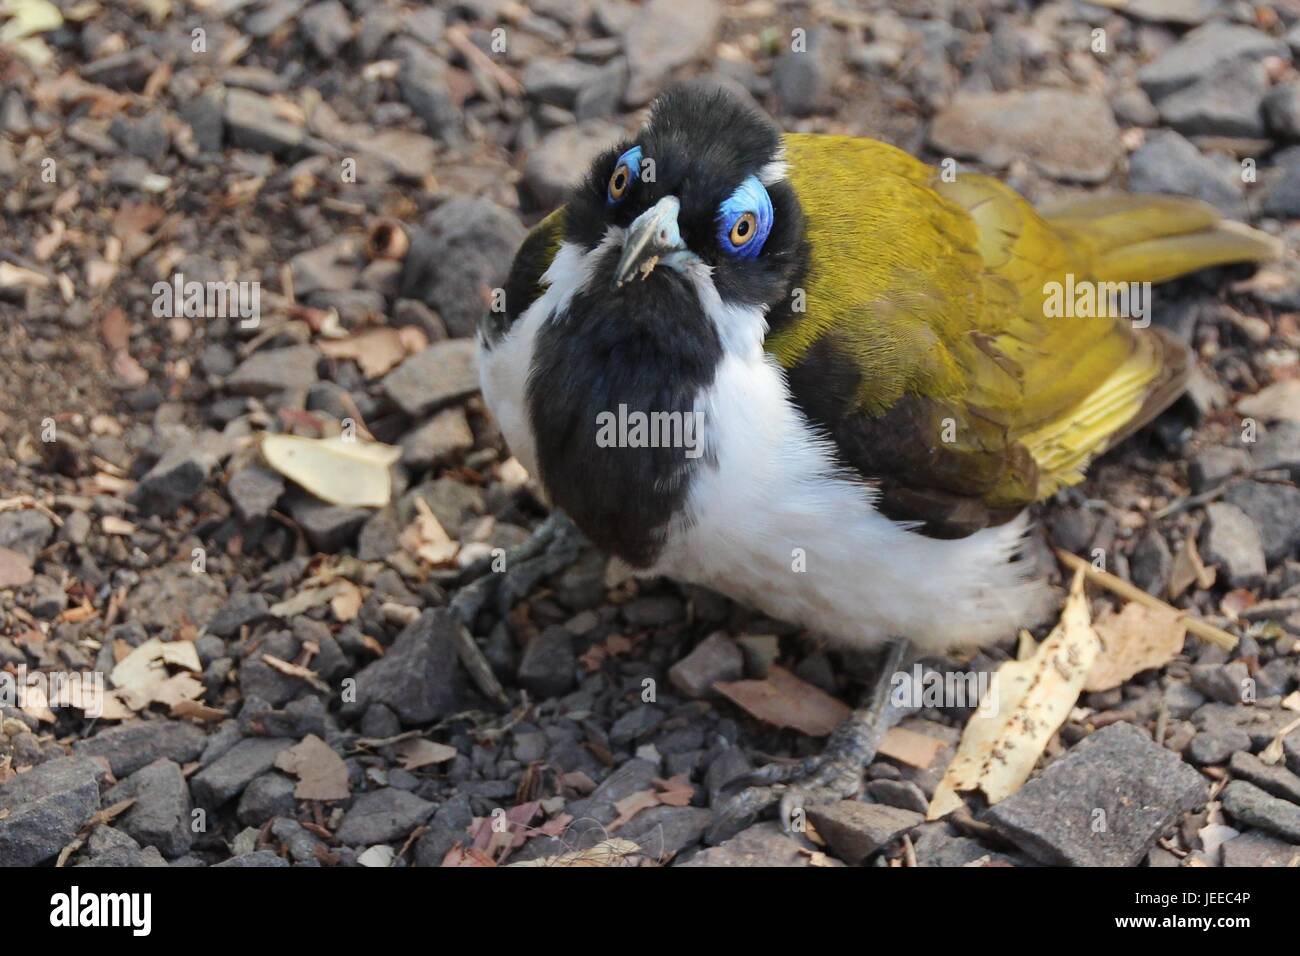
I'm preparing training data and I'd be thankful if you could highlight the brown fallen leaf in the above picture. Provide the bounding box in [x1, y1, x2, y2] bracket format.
[928, 570, 1101, 820]
[275, 734, 350, 801]
[1084, 602, 1186, 692]
[714, 666, 851, 736]
[609, 789, 661, 831]
[317, 328, 407, 378]
[330, 579, 362, 622]
[391, 738, 458, 771]
[1169, 532, 1215, 600]
[261, 654, 331, 692]
[1237, 380, 1300, 423]
[878, 726, 947, 769]
[0, 546, 34, 588]
[507, 838, 643, 868]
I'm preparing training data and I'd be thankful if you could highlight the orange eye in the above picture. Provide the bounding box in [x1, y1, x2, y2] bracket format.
[608, 163, 632, 201]
[729, 212, 757, 247]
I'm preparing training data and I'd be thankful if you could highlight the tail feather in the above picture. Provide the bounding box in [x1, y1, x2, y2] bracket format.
[1040, 194, 1282, 283]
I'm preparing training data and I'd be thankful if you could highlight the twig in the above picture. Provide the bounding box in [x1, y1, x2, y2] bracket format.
[1055, 549, 1237, 651]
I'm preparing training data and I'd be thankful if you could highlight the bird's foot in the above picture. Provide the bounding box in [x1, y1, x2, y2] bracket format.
[706, 640, 914, 844]
[449, 511, 584, 625]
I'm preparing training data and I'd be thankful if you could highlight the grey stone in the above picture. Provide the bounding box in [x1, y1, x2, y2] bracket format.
[1130, 529, 1173, 597]
[523, 121, 625, 208]
[74, 825, 168, 867]
[72, 719, 207, 778]
[1193, 702, 1298, 750]
[398, 197, 524, 339]
[1201, 502, 1267, 589]
[772, 26, 838, 117]
[356, 509, 400, 561]
[1157, 60, 1268, 138]
[179, 87, 224, 153]
[0, 757, 102, 867]
[207, 591, 270, 638]
[1137, 23, 1289, 101]
[668, 632, 743, 698]
[1189, 446, 1251, 493]
[381, 339, 480, 417]
[865, 778, 931, 814]
[341, 609, 461, 725]
[286, 496, 369, 553]
[807, 801, 923, 864]
[1111, 86, 1160, 127]
[1262, 158, 1300, 218]
[1221, 829, 1300, 866]
[226, 345, 320, 396]
[1253, 423, 1300, 480]
[610, 706, 665, 747]
[910, 822, 1023, 867]
[929, 89, 1120, 183]
[1187, 725, 1251, 765]
[622, 0, 722, 105]
[680, 821, 840, 867]
[108, 759, 193, 858]
[0, 510, 53, 561]
[620, 805, 712, 858]
[518, 626, 575, 698]
[400, 407, 474, 471]
[1164, 682, 1207, 720]
[1264, 82, 1300, 141]
[565, 758, 660, 827]
[228, 464, 285, 522]
[1229, 751, 1300, 804]
[397, 45, 459, 139]
[190, 737, 294, 807]
[523, 57, 602, 108]
[1223, 481, 1300, 566]
[1221, 780, 1300, 842]
[335, 788, 435, 845]
[1128, 131, 1246, 218]
[223, 88, 304, 155]
[1191, 661, 1251, 705]
[982, 723, 1207, 866]
[299, 0, 352, 58]
[237, 772, 297, 827]
[214, 849, 290, 867]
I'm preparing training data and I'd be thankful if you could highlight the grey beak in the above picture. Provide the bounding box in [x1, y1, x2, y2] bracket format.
[613, 196, 685, 288]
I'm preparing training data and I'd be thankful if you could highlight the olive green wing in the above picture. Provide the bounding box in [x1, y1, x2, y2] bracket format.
[483, 207, 566, 347]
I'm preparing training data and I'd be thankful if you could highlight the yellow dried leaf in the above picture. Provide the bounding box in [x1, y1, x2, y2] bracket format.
[261, 433, 400, 508]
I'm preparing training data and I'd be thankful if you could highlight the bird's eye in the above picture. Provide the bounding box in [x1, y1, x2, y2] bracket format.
[607, 146, 642, 204]
[716, 176, 773, 259]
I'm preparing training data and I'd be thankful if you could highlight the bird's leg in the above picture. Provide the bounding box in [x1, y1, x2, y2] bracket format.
[449, 511, 585, 624]
[708, 638, 917, 844]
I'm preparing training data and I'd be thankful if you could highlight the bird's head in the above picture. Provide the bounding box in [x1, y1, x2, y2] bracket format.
[560, 84, 806, 350]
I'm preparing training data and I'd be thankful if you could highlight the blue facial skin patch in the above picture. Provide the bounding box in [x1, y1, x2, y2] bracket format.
[715, 175, 774, 260]
[608, 146, 643, 204]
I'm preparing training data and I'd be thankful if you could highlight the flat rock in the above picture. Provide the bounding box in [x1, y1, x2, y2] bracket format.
[335, 788, 435, 845]
[982, 722, 1206, 866]
[400, 406, 474, 471]
[227, 464, 285, 523]
[929, 89, 1120, 183]
[190, 737, 294, 807]
[341, 609, 461, 725]
[1200, 502, 1267, 589]
[0, 510, 54, 561]
[1264, 83, 1300, 141]
[1137, 23, 1289, 101]
[107, 759, 193, 858]
[0, 757, 103, 867]
[1127, 130, 1246, 217]
[668, 632, 743, 698]
[1228, 751, 1300, 805]
[517, 625, 575, 698]
[523, 121, 625, 208]
[226, 345, 321, 396]
[623, 0, 722, 105]
[286, 495, 369, 553]
[806, 801, 923, 865]
[214, 849, 290, 867]
[224, 88, 304, 155]
[679, 821, 841, 867]
[1157, 60, 1268, 138]
[619, 805, 713, 858]
[381, 339, 479, 417]
[398, 197, 524, 339]
[72, 719, 207, 778]
[1221, 829, 1300, 866]
[1221, 780, 1300, 842]
[1223, 481, 1300, 565]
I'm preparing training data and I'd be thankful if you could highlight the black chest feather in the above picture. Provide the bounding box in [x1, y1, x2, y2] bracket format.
[527, 261, 722, 566]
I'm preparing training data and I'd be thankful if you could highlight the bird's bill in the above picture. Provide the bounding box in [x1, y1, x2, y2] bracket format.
[613, 196, 687, 287]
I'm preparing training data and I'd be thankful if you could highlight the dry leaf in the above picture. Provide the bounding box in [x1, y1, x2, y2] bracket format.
[330, 579, 362, 622]
[261, 654, 330, 692]
[507, 838, 643, 867]
[392, 739, 458, 770]
[400, 497, 459, 565]
[101, 515, 136, 536]
[318, 328, 407, 378]
[261, 433, 400, 508]
[275, 734, 350, 801]
[714, 666, 850, 736]
[1237, 380, 1300, 423]
[1084, 602, 1186, 692]
[610, 789, 661, 831]
[1169, 533, 1214, 599]
[928, 570, 1101, 820]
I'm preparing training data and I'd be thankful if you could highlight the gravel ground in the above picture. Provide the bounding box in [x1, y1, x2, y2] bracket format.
[1, 0, 1299, 868]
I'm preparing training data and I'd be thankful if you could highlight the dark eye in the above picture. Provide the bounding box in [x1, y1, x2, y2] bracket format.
[607, 145, 642, 204]
[729, 213, 756, 247]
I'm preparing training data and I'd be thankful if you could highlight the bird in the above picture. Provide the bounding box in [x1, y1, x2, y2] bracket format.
[476, 83, 1280, 828]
